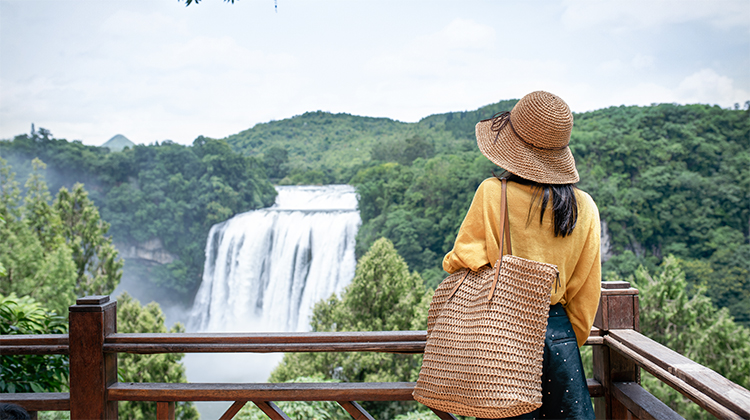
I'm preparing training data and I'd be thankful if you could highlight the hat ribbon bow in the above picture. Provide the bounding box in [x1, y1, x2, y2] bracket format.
[489, 111, 512, 144]
[488, 111, 569, 151]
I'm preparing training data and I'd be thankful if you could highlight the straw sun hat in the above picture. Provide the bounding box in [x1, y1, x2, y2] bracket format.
[476, 91, 579, 184]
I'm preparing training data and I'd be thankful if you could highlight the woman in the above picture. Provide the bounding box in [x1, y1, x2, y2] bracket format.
[443, 91, 601, 419]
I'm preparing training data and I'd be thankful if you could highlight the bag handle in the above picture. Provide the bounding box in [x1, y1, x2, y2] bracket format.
[488, 178, 512, 301]
[446, 178, 514, 303]
[446, 269, 471, 301]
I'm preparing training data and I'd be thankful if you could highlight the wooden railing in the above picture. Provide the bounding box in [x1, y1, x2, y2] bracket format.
[2, 281, 750, 419]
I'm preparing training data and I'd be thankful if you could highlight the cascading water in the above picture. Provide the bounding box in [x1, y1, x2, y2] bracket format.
[189, 184, 360, 333]
[184, 185, 360, 420]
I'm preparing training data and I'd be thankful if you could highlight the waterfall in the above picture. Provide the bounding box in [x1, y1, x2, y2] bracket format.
[188, 185, 360, 333]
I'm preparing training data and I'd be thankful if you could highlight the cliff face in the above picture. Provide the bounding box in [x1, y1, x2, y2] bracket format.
[601, 220, 612, 263]
[115, 238, 177, 265]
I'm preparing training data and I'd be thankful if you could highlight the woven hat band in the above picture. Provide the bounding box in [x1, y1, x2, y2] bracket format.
[487, 112, 569, 151]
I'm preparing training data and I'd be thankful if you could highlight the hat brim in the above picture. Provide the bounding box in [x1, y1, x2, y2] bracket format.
[476, 119, 579, 185]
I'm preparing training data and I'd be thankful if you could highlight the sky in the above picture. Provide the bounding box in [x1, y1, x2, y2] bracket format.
[0, 0, 748, 147]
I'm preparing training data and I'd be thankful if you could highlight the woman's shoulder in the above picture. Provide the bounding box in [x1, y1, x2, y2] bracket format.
[574, 188, 597, 207]
[480, 177, 501, 187]
[574, 188, 600, 222]
[478, 177, 530, 197]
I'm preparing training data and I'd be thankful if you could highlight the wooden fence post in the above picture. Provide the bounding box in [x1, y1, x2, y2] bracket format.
[592, 281, 640, 419]
[69, 295, 118, 419]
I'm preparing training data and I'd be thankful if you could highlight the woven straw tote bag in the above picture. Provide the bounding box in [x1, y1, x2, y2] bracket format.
[413, 178, 559, 418]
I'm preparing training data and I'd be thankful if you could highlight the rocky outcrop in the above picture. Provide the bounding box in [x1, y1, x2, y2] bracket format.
[115, 238, 177, 265]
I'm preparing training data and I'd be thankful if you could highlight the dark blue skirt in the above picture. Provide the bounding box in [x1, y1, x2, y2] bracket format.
[477, 304, 594, 420]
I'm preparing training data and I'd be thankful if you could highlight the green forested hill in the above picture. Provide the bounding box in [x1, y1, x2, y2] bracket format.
[573, 104, 749, 324]
[1, 102, 747, 325]
[222, 102, 749, 325]
[221, 100, 519, 183]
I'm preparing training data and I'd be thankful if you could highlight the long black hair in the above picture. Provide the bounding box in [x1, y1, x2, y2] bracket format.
[495, 170, 578, 238]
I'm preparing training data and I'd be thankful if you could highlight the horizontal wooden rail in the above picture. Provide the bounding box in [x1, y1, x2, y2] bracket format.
[0, 334, 70, 355]
[106, 331, 428, 343]
[108, 380, 605, 402]
[0, 329, 605, 355]
[108, 382, 417, 402]
[0, 392, 70, 411]
[100, 330, 604, 354]
[605, 329, 750, 420]
[104, 341, 427, 354]
[0, 334, 69, 345]
[612, 382, 684, 420]
[0, 345, 69, 355]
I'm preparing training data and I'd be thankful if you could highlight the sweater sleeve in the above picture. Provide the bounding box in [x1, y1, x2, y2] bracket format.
[442, 179, 499, 273]
[563, 193, 602, 347]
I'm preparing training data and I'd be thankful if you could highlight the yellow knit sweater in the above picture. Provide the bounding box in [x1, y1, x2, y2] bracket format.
[443, 177, 602, 347]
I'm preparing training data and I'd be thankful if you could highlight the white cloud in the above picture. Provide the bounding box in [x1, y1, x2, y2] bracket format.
[435, 18, 497, 50]
[561, 0, 750, 32]
[365, 18, 496, 78]
[631, 54, 655, 70]
[579, 68, 749, 111]
[676, 68, 749, 106]
[139, 36, 295, 72]
[101, 10, 187, 37]
[597, 59, 623, 72]
[1, 1, 748, 145]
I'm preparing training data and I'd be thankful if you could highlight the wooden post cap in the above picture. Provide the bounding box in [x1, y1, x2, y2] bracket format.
[602, 281, 631, 290]
[76, 296, 110, 305]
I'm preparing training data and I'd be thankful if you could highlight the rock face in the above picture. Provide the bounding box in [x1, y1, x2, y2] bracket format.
[601, 220, 612, 263]
[116, 238, 177, 265]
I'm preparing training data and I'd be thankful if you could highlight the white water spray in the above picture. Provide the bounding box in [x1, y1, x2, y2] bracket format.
[188, 185, 360, 333]
[184, 185, 360, 417]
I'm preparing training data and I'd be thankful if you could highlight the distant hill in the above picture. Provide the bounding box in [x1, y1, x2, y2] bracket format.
[220, 100, 519, 183]
[101, 134, 135, 152]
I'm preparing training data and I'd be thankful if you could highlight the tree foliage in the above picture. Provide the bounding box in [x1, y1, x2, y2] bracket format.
[1, 157, 121, 313]
[270, 238, 432, 419]
[623, 257, 750, 419]
[1, 102, 747, 322]
[573, 104, 750, 325]
[116, 293, 198, 420]
[0, 293, 68, 393]
[338, 103, 750, 323]
[1, 158, 78, 315]
[0, 135, 276, 302]
[55, 183, 123, 296]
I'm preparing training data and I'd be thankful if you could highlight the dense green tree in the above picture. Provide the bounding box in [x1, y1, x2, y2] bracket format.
[0, 216, 6, 277]
[0, 293, 68, 393]
[371, 135, 436, 166]
[23, 159, 62, 250]
[623, 257, 750, 419]
[572, 104, 750, 324]
[270, 238, 432, 419]
[0, 158, 77, 315]
[116, 293, 198, 420]
[55, 183, 122, 297]
[262, 145, 289, 179]
[351, 153, 500, 289]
